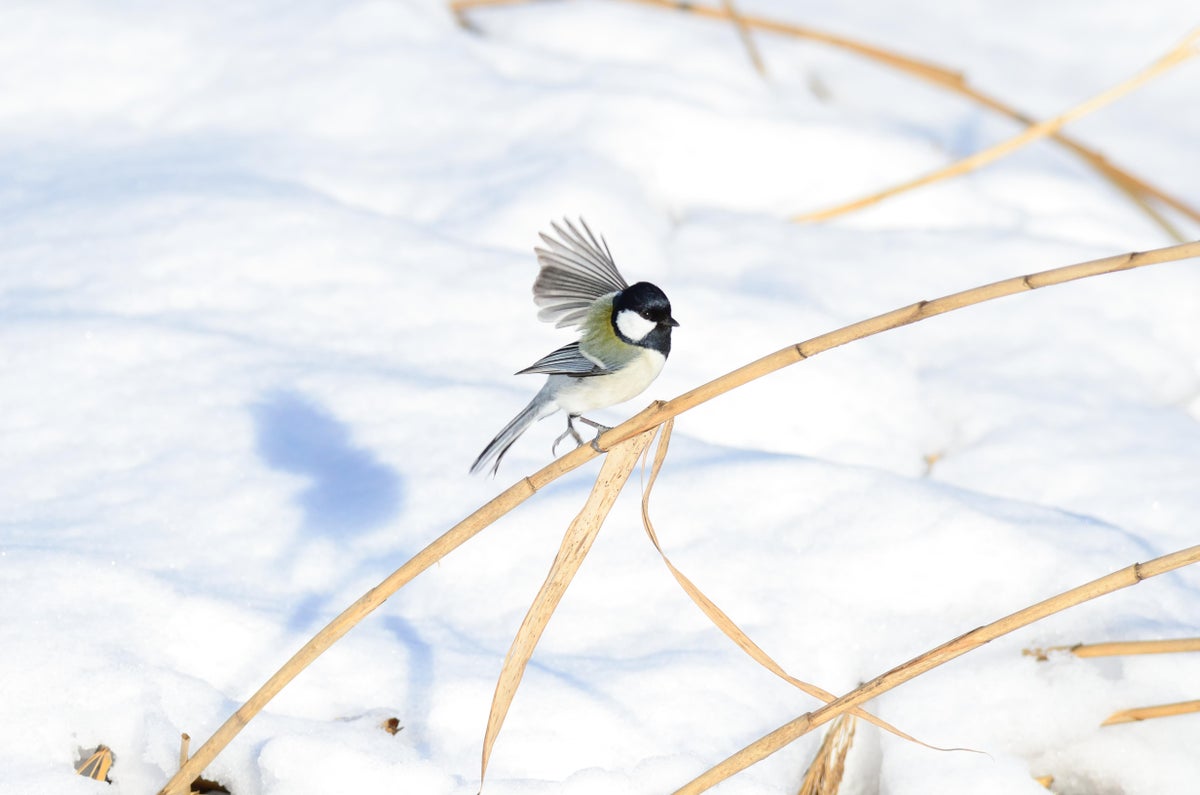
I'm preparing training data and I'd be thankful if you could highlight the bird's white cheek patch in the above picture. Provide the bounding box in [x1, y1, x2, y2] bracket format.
[616, 309, 656, 342]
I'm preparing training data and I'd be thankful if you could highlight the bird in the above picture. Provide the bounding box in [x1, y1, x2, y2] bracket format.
[470, 218, 679, 476]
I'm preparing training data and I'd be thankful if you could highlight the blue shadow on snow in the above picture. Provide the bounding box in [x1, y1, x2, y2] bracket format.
[252, 391, 402, 538]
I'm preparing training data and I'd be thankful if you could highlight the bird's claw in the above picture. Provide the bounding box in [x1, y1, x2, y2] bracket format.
[552, 417, 586, 456]
[576, 416, 612, 453]
[551, 415, 614, 456]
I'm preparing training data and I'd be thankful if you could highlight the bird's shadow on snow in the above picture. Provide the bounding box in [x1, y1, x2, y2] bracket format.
[252, 390, 403, 540]
[250, 393, 434, 745]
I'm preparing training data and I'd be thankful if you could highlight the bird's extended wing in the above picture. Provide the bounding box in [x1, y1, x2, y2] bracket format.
[516, 341, 612, 377]
[533, 218, 629, 329]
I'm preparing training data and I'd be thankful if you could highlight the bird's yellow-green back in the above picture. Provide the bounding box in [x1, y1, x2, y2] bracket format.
[578, 294, 638, 369]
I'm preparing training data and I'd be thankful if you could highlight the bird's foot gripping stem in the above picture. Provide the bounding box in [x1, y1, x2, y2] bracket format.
[576, 415, 612, 452]
[551, 414, 612, 456]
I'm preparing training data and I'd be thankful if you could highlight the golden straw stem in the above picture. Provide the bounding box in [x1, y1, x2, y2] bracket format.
[640, 421, 961, 752]
[674, 545, 1200, 794]
[792, 29, 1199, 222]
[1074, 638, 1200, 657]
[1027, 637, 1200, 659]
[156, 464, 588, 794]
[480, 430, 656, 783]
[616, 0, 1200, 230]
[1102, 699, 1200, 726]
[605, 241, 1200, 447]
[449, 0, 1200, 232]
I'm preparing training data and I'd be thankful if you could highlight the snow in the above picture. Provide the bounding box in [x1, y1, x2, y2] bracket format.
[1, 1, 1198, 793]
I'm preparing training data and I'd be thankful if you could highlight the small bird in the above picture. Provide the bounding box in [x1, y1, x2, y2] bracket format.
[470, 218, 679, 475]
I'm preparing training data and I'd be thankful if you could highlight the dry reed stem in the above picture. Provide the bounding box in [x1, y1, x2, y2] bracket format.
[672, 544, 1200, 794]
[617, 0, 1200, 233]
[598, 241, 1200, 454]
[792, 28, 1200, 222]
[157, 447, 602, 795]
[796, 714, 856, 795]
[178, 734, 189, 770]
[1101, 699, 1200, 726]
[448, 0, 1200, 234]
[1025, 637, 1200, 659]
[155, 239, 1200, 795]
[1074, 637, 1200, 657]
[719, 0, 767, 77]
[480, 428, 657, 784]
[640, 420, 957, 751]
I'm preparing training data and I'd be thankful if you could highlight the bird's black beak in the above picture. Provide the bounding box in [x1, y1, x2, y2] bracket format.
[666, 317, 680, 327]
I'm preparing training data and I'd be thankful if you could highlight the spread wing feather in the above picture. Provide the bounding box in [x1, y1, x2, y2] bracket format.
[516, 342, 612, 377]
[533, 218, 628, 329]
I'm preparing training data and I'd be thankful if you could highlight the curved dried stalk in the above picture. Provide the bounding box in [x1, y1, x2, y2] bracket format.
[481, 429, 657, 784]
[1025, 637, 1200, 659]
[792, 29, 1200, 223]
[672, 544, 1200, 794]
[639, 420, 966, 753]
[157, 460, 597, 794]
[600, 241, 1200, 450]
[156, 239, 1200, 795]
[450, 0, 1200, 235]
[1102, 699, 1200, 726]
[615, 0, 1200, 234]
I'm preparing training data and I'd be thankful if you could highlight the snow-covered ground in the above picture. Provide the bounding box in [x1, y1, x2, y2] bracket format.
[2, 2, 1198, 793]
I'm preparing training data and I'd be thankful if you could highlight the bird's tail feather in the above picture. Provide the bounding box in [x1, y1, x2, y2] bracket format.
[470, 389, 557, 476]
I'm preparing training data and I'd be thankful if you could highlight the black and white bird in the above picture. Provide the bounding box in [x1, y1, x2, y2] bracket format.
[470, 218, 679, 475]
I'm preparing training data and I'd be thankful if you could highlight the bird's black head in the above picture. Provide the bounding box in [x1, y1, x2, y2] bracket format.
[611, 281, 679, 356]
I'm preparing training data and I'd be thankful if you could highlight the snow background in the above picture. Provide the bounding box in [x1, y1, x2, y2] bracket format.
[2, 1, 1198, 793]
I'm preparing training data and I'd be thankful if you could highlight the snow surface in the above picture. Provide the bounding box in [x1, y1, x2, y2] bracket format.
[2, 2, 1199, 794]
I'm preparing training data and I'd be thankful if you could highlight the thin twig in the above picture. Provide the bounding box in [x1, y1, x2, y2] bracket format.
[792, 29, 1199, 222]
[1102, 699, 1200, 726]
[449, 0, 1200, 235]
[480, 429, 657, 784]
[672, 545, 1200, 793]
[615, 0, 1200, 233]
[639, 420, 966, 753]
[1025, 637, 1200, 659]
[156, 470, 575, 794]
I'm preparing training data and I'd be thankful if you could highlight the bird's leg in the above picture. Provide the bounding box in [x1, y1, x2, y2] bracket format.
[552, 414, 586, 456]
[575, 415, 611, 433]
[575, 415, 612, 452]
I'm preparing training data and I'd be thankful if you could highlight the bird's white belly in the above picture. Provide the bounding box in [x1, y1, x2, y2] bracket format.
[553, 347, 666, 415]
